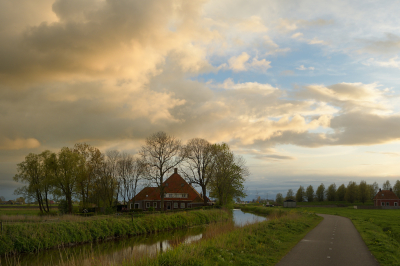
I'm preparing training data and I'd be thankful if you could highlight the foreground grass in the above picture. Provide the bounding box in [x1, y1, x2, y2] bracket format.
[300, 207, 400, 266]
[0, 209, 228, 255]
[134, 207, 322, 266]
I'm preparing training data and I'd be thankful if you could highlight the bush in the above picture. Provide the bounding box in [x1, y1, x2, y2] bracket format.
[58, 200, 68, 214]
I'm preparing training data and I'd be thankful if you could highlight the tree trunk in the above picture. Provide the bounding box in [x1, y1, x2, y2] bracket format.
[202, 185, 207, 206]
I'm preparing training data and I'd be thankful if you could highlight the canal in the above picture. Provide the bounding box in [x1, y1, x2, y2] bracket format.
[1, 209, 267, 266]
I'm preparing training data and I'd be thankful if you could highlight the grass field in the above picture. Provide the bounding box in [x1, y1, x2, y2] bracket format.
[0, 208, 43, 216]
[296, 200, 374, 206]
[299, 207, 400, 266]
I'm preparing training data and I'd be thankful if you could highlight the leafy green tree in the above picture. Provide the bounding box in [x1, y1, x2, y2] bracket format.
[306, 185, 314, 202]
[393, 180, 400, 198]
[13, 151, 54, 213]
[208, 143, 248, 206]
[383, 180, 392, 190]
[336, 184, 346, 201]
[358, 180, 369, 203]
[295, 186, 305, 202]
[286, 189, 294, 200]
[275, 193, 283, 205]
[49, 147, 83, 214]
[345, 181, 358, 203]
[325, 183, 336, 201]
[73, 143, 104, 208]
[316, 183, 325, 202]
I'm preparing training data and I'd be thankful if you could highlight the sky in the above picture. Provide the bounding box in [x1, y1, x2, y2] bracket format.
[1, 0, 400, 201]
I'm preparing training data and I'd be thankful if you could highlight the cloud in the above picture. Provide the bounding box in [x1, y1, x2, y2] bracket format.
[254, 154, 296, 161]
[297, 65, 315, 70]
[227, 53, 271, 72]
[291, 32, 328, 45]
[365, 151, 400, 157]
[228, 52, 250, 71]
[279, 18, 334, 32]
[280, 70, 294, 76]
[362, 33, 400, 54]
[237, 16, 268, 32]
[0, 137, 40, 150]
[299, 82, 389, 113]
[375, 56, 400, 69]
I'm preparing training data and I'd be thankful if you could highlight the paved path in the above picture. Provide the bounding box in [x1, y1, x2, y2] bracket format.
[276, 214, 379, 266]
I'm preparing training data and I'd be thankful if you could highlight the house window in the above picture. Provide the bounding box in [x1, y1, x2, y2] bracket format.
[386, 202, 390, 206]
[146, 202, 150, 208]
[153, 202, 157, 208]
[395, 202, 398, 206]
[381, 202, 385, 206]
[181, 203, 185, 208]
[174, 202, 178, 209]
[134, 203, 139, 209]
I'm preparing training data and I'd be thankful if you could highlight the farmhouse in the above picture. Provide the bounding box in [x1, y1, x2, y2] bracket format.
[128, 168, 211, 211]
[373, 188, 400, 207]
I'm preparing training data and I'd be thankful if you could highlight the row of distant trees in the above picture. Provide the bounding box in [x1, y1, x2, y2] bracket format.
[275, 180, 400, 204]
[14, 132, 248, 213]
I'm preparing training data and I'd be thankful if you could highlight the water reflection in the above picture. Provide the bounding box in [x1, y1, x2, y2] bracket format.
[1, 209, 266, 266]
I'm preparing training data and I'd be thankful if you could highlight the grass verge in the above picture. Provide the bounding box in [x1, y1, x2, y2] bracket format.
[134, 207, 322, 266]
[300, 207, 400, 266]
[0, 209, 228, 255]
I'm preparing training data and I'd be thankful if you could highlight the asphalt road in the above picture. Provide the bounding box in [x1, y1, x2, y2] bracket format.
[276, 214, 380, 266]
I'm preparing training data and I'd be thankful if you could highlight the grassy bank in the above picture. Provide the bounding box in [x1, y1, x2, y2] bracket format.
[0, 209, 228, 255]
[300, 207, 400, 266]
[135, 207, 322, 266]
[296, 200, 374, 206]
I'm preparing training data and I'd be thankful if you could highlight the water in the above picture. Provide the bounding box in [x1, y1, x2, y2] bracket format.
[0, 209, 267, 266]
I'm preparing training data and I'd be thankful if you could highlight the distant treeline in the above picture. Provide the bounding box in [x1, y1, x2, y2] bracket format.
[13, 132, 248, 213]
[275, 180, 400, 204]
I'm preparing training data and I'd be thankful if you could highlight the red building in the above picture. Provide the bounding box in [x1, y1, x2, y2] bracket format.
[373, 188, 400, 207]
[129, 168, 210, 211]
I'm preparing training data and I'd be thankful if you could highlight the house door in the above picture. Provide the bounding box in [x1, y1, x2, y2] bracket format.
[167, 202, 171, 210]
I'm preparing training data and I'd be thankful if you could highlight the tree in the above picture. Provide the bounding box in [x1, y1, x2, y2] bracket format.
[118, 154, 144, 206]
[140, 132, 184, 211]
[286, 189, 294, 200]
[49, 147, 82, 214]
[15, 197, 25, 204]
[345, 181, 358, 203]
[0, 196, 5, 202]
[383, 180, 392, 190]
[208, 143, 248, 206]
[358, 180, 369, 204]
[369, 182, 379, 199]
[13, 151, 54, 213]
[316, 183, 325, 202]
[336, 184, 346, 201]
[295, 186, 305, 202]
[73, 143, 104, 208]
[325, 183, 336, 201]
[181, 138, 215, 206]
[306, 185, 314, 202]
[393, 180, 400, 198]
[276, 193, 283, 205]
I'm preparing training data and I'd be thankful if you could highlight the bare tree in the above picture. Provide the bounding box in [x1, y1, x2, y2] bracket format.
[140, 132, 184, 211]
[181, 138, 214, 206]
[118, 154, 145, 207]
[106, 150, 121, 206]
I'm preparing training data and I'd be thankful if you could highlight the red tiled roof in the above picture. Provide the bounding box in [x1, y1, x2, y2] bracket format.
[373, 190, 399, 200]
[130, 172, 210, 202]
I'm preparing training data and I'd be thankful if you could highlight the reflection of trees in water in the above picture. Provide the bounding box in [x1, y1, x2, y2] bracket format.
[2, 226, 206, 266]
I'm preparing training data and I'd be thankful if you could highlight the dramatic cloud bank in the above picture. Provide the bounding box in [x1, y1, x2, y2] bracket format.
[1, 0, 400, 200]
